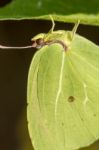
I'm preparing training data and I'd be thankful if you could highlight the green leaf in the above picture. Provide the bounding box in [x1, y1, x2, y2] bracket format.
[0, 0, 99, 25]
[27, 29, 99, 150]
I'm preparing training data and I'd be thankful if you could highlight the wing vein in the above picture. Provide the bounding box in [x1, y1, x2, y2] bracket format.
[55, 52, 65, 121]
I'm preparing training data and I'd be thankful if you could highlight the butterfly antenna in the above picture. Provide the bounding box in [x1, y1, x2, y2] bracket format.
[0, 45, 33, 49]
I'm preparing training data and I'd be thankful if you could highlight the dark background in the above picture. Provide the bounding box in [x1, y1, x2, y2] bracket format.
[0, 1, 99, 149]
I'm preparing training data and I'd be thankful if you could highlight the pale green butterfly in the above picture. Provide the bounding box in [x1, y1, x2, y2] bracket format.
[26, 18, 99, 150]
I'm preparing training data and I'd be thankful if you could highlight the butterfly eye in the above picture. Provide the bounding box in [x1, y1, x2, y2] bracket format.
[36, 38, 44, 45]
[32, 40, 37, 48]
